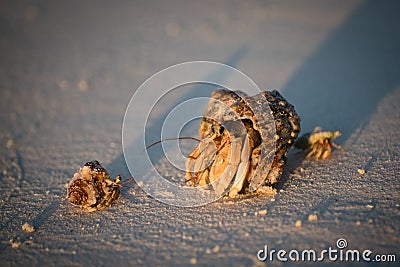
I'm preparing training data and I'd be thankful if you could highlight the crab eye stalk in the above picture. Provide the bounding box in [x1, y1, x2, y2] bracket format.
[210, 125, 224, 136]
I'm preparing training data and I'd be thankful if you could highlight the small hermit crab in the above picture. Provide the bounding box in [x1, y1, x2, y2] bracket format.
[294, 127, 342, 159]
[185, 89, 301, 197]
[66, 160, 122, 212]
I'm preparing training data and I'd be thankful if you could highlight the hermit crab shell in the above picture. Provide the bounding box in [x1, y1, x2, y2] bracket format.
[66, 160, 121, 212]
[199, 89, 300, 190]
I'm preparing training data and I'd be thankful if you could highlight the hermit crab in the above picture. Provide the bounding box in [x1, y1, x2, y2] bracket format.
[185, 89, 300, 196]
[66, 160, 122, 212]
[294, 127, 342, 159]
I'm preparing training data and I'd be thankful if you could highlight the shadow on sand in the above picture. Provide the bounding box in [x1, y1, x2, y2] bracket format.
[279, 0, 400, 185]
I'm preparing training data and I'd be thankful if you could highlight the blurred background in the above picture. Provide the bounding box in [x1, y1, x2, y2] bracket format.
[1, 0, 399, 266]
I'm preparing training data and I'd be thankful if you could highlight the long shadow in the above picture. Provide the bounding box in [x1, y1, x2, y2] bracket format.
[284, 0, 400, 140]
[278, 0, 400, 187]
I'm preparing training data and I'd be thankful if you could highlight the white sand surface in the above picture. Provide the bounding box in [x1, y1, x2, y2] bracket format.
[0, 1, 399, 266]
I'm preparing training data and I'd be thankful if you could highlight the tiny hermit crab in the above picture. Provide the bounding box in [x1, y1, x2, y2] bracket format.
[66, 160, 122, 212]
[294, 127, 342, 159]
[185, 89, 301, 197]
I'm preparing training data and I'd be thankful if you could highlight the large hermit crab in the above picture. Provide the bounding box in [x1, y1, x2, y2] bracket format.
[185, 89, 300, 196]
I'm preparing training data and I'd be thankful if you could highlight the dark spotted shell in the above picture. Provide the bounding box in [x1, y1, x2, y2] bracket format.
[66, 160, 121, 212]
[199, 89, 300, 189]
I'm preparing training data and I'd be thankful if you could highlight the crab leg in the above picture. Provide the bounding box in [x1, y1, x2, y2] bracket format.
[321, 148, 331, 159]
[197, 168, 210, 186]
[185, 137, 217, 184]
[228, 136, 251, 196]
[208, 139, 229, 185]
[331, 142, 342, 150]
[193, 141, 215, 173]
[212, 137, 242, 195]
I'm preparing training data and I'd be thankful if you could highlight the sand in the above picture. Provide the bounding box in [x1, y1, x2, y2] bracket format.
[0, 0, 399, 266]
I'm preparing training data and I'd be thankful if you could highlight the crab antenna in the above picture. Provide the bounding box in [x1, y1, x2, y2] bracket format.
[145, 137, 201, 151]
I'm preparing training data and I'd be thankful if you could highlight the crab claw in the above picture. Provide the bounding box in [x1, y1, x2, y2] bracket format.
[211, 137, 242, 195]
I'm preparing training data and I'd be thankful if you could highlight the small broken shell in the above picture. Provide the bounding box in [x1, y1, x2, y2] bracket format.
[66, 160, 121, 212]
